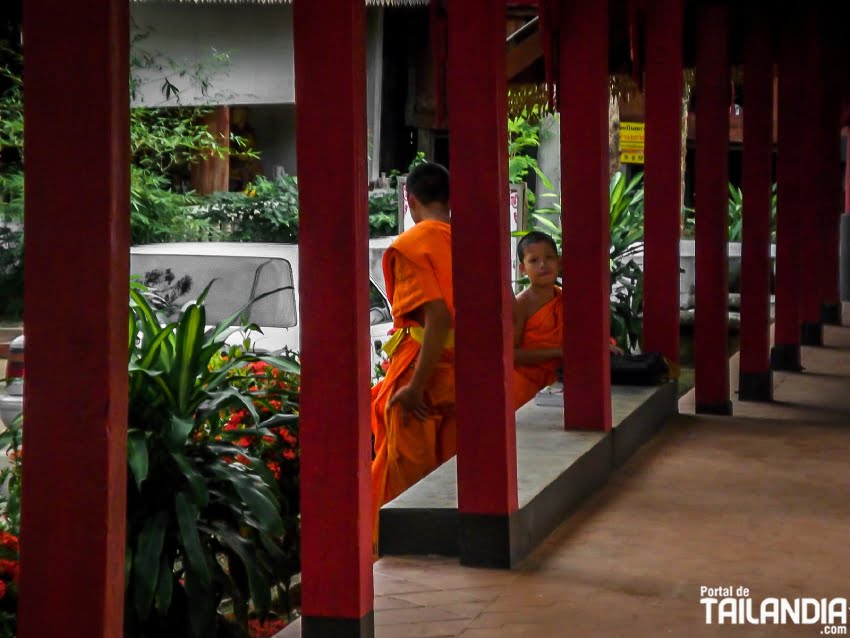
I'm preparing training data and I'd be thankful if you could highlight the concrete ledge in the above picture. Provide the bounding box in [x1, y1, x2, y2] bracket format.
[378, 382, 678, 566]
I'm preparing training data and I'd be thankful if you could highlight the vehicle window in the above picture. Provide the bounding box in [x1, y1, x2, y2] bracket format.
[369, 281, 391, 326]
[130, 254, 297, 328]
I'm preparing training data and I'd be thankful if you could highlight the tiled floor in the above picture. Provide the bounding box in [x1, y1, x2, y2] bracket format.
[283, 316, 850, 637]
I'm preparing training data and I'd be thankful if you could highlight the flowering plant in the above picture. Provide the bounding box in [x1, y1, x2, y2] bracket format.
[198, 349, 302, 614]
[0, 415, 20, 638]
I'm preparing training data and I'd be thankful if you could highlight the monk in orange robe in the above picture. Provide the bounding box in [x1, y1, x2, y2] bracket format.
[512, 232, 564, 409]
[371, 163, 455, 549]
[512, 231, 621, 409]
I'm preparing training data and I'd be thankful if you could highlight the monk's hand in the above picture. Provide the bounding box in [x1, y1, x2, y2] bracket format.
[609, 343, 624, 356]
[389, 383, 429, 422]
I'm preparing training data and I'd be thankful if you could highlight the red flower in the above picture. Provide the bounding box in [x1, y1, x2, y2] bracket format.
[247, 617, 288, 638]
[283, 449, 296, 461]
[380, 359, 390, 372]
[0, 532, 18, 553]
[235, 454, 251, 466]
[235, 436, 253, 448]
[0, 559, 19, 582]
[0, 580, 6, 600]
[266, 461, 282, 480]
[278, 429, 297, 446]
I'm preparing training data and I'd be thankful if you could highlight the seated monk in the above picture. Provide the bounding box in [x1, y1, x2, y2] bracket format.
[371, 163, 455, 551]
[513, 231, 622, 409]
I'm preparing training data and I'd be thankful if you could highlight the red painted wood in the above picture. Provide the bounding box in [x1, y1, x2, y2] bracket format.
[819, 17, 843, 308]
[643, 0, 683, 366]
[560, 0, 612, 431]
[449, 0, 519, 516]
[739, 8, 774, 375]
[694, 3, 731, 409]
[846, 136, 850, 214]
[293, 0, 373, 621]
[799, 12, 824, 326]
[19, 0, 129, 636]
[774, 8, 804, 347]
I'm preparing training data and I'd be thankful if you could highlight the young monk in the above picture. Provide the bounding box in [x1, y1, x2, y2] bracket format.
[512, 231, 563, 409]
[513, 231, 622, 409]
[371, 162, 455, 548]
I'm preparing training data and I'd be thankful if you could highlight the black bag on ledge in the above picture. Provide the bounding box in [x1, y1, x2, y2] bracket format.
[610, 351, 669, 385]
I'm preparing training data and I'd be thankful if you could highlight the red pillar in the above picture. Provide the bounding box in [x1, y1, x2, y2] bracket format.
[738, 6, 774, 401]
[799, 10, 825, 346]
[449, 0, 519, 568]
[293, 1, 374, 634]
[560, 0, 612, 430]
[771, 5, 805, 370]
[694, 2, 732, 415]
[643, 0, 684, 368]
[19, 0, 129, 636]
[819, 16, 844, 326]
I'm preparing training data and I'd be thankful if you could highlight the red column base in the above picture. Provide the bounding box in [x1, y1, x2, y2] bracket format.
[800, 322, 824, 346]
[459, 512, 523, 569]
[770, 343, 802, 371]
[821, 303, 842, 325]
[738, 371, 774, 402]
[695, 400, 733, 416]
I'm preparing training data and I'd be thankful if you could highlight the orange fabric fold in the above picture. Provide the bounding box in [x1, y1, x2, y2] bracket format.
[513, 287, 563, 409]
[371, 220, 455, 552]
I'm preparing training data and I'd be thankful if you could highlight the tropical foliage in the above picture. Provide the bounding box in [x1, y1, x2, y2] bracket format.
[125, 280, 300, 637]
[522, 171, 646, 351]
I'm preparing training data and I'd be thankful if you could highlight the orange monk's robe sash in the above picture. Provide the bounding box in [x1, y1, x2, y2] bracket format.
[513, 287, 563, 409]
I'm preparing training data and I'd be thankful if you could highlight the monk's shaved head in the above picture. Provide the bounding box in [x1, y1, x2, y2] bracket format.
[406, 162, 450, 206]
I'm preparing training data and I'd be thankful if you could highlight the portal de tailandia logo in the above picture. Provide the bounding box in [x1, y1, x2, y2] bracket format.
[700, 586, 849, 635]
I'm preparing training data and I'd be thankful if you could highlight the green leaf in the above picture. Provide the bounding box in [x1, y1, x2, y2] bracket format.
[255, 354, 301, 375]
[155, 554, 174, 613]
[128, 430, 150, 490]
[167, 415, 195, 450]
[217, 530, 273, 613]
[172, 302, 206, 415]
[133, 510, 169, 620]
[230, 471, 283, 535]
[170, 451, 210, 509]
[174, 492, 211, 586]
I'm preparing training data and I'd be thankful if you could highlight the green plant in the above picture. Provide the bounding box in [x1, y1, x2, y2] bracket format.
[519, 171, 646, 351]
[0, 414, 22, 638]
[125, 280, 300, 637]
[508, 106, 554, 207]
[131, 167, 220, 245]
[368, 190, 398, 237]
[198, 175, 300, 243]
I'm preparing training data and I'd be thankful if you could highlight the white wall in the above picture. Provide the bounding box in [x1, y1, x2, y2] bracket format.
[130, 4, 385, 181]
[130, 3, 295, 106]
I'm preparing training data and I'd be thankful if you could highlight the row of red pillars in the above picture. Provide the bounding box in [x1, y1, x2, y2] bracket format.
[16, 1, 850, 638]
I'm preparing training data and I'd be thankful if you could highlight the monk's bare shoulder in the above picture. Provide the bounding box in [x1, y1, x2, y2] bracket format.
[514, 289, 536, 324]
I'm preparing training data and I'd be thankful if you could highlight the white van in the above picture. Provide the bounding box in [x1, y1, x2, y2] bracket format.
[130, 242, 395, 374]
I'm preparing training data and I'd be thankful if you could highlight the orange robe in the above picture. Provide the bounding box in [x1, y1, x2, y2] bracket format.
[513, 287, 563, 409]
[371, 220, 455, 548]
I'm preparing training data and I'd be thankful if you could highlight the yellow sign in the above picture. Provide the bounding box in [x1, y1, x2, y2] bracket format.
[620, 122, 645, 149]
[620, 150, 645, 164]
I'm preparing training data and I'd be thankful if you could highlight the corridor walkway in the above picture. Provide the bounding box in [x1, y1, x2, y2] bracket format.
[362, 316, 850, 637]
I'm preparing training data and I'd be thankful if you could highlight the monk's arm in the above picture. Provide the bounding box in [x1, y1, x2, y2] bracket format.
[389, 298, 451, 419]
[513, 300, 561, 366]
[408, 298, 452, 390]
